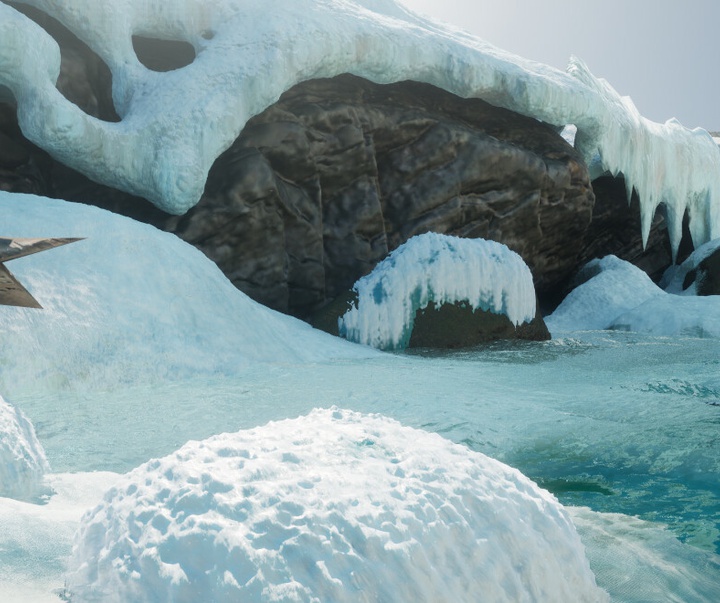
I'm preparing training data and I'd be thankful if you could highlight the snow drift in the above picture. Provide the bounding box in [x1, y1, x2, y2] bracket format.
[0, 193, 372, 398]
[338, 233, 536, 350]
[65, 408, 607, 603]
[0, 393, 49, 501]
[0, 0, 718, 256]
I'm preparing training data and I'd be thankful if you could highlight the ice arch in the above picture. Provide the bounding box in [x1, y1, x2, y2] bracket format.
[1, 0, 718, 256]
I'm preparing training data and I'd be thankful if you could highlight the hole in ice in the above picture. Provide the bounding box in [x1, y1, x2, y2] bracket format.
[5, 1, 121, 123]
[201, 30, 215, 41]
[132, 35, 197, 72]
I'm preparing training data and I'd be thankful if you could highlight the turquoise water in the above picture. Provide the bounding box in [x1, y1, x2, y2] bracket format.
[11, 330, 720, 600]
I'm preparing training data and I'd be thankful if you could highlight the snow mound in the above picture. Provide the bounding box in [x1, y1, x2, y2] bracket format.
[0, 193, 372, 398]
[1, 1, 718, 255]
[0, 394, 49, 501]
[338, 233, 536, 350]
[65, 408, 607, 603]
[547, 255, 720, 337]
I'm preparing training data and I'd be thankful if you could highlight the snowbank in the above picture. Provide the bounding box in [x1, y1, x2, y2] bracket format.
[0, 394, 49, 501]
[338, 233, 536, 350]
[65, 408, 607, 603]
[0, 193, 373, 397]
[547, 255, 720, 337]
[1, 1, 718, 254]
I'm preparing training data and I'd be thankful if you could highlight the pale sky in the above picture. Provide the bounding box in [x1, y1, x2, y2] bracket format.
[399, 0, 719, 131]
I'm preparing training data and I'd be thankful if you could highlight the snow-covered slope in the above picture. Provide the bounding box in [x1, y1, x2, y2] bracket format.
[0, 193, 373, 397]
[0, 394, 49, 501]
[339, 233, 536, 349]
[1, 0, 718, 256]
[65, 408, 608, 603]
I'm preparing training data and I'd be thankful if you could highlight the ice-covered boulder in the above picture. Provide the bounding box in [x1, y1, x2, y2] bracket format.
[338, 233, 538, 350]
[547, 255, 720, 337]
[64, 408, 607, 603]
[1, 0, 718, 257]
[0, 193, 372, 398]
[546, 256, 664, 333]
[662, 238, 720, 296]
[0, 394, 49, 501]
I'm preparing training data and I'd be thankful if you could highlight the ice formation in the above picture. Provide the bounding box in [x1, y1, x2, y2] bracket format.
[0, 393, 49, 501]
[1, 0, 718, 255]
[0, 192, 373, 397]
[338, 233, 536, 350]
[64, 408, 607, 603]
[547, 254, 720, 337]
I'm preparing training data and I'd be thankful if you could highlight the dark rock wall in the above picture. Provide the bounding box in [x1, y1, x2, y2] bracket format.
[169, 76, 595, 316]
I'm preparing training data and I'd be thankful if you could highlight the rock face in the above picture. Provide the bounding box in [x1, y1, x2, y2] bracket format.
[409, 301, 550, 348]
[174, 76, 595, 317]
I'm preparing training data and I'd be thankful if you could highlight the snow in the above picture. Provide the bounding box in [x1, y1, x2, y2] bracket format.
[0, 471, 120, 603]
[547, 254, 720, 337]
[0, 193, 374, 398]
[338, 233, 536, 350]
[1, 1, 718, 256]
[64, 408, 607, 603]
[0, 394, 49, 501]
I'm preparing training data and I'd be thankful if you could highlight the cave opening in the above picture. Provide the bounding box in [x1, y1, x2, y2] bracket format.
[3, 1, 120, 122]
[132, 35, 196, 72]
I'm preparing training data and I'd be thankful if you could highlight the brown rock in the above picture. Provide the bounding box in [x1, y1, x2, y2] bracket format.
[408, 301, 550, 348]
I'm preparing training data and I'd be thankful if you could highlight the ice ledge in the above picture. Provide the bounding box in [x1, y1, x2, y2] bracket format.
[1, 0, 718, 255]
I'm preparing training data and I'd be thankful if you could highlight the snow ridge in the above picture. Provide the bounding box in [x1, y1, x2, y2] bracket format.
[1, 0, 718, 255]
[338, 233, 536, 350]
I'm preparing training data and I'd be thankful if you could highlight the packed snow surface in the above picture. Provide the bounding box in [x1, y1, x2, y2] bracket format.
[1, 0, 719, 254]
[339, 233, 536, 349]
[0, 394, 49, 501]
[0, 193, 372, 397]
[547, 254, 720, 337]
[64, 408, 607, 603]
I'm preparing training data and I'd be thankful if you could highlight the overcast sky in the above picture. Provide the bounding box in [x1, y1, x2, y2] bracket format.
[399, 0, 719, 131]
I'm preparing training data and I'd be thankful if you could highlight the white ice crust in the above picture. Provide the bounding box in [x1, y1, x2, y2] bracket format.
[1, 0, 719, 255]
[0, 193, 373, 397]
[547, 254, 720, 338]
[338, 233, 536, 350]
[0, 394, 49, 501]
[65, 408, 607, 603]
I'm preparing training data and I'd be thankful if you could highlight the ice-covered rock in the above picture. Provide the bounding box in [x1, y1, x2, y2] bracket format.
[546, 256, 664, 333]
[547, 255, 720, 337]
[0, 393, 49, 501]
[338, 233, 537, 350]
[661, 238, 720, 296]
[64, 408, 607, 603]
[1, 0, 718, 256]
[0, 193, 373, 397]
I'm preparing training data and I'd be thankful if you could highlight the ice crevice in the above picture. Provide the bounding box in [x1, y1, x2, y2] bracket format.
[1, 0, 718, 256]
